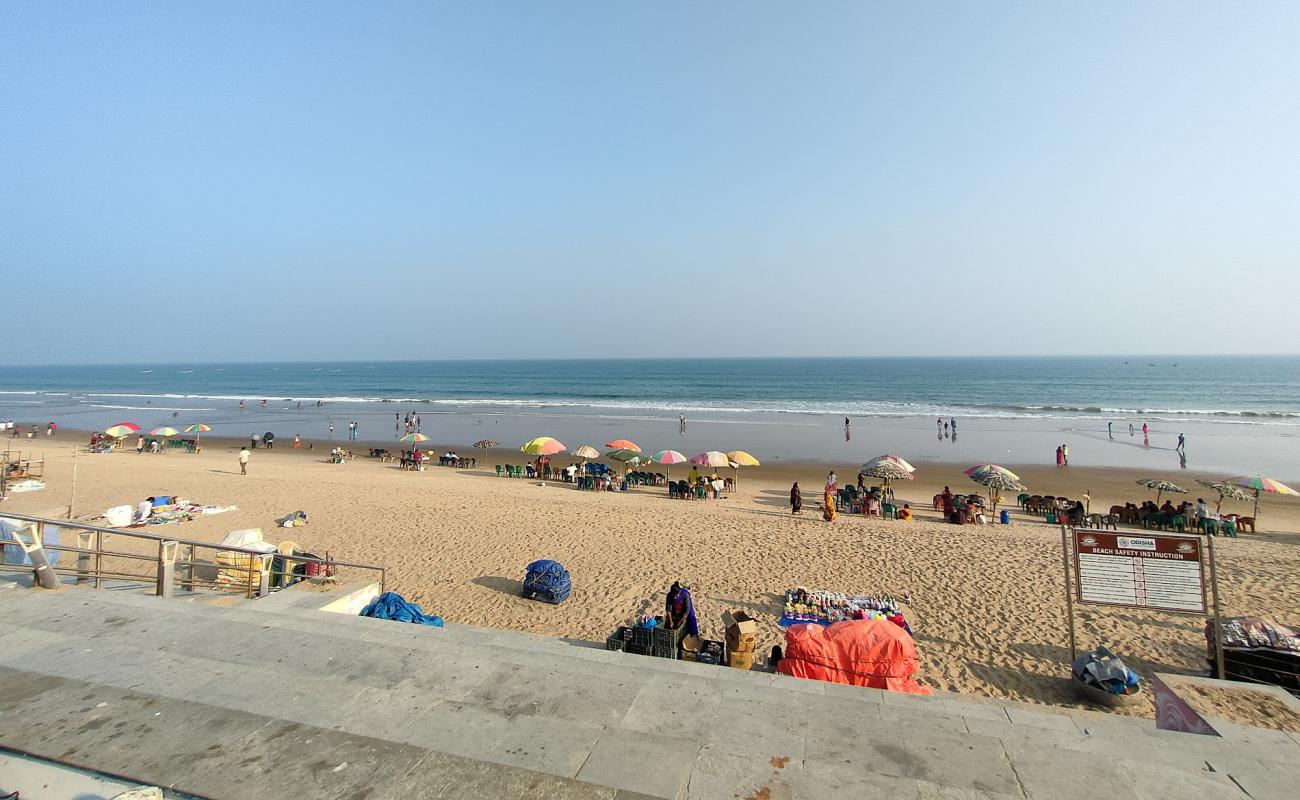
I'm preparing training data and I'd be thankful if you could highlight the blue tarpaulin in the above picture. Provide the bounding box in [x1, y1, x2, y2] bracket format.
[360, 592, 444, 626]
[523, 559, 572, 604]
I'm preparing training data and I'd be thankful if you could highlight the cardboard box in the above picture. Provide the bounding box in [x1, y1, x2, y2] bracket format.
[728, 650, 754, 670]
[680, 635, 702, 662]
[724, 610, 758, 653]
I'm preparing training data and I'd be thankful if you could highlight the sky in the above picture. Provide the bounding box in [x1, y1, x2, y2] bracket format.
[2, 1, 1298, 364]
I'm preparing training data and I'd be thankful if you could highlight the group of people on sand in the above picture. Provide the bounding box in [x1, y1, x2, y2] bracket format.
[788, 471, 911, 523]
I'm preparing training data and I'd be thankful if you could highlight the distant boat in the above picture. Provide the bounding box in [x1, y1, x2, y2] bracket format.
[141, 369, 153, 373]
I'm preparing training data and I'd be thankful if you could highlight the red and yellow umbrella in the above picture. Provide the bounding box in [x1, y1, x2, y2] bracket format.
[605, 439, 641, 452]
[520, 436, 566, 456]
[1226, 475, 1298, 523]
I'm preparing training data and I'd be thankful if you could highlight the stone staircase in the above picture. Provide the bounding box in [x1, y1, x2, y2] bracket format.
[0, 580, 1296, 799]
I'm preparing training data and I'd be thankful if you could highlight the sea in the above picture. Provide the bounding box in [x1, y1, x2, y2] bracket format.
[3, 356, 1298, 477]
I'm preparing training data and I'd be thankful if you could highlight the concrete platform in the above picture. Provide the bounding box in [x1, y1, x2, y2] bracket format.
[1, 582, 1297, 799]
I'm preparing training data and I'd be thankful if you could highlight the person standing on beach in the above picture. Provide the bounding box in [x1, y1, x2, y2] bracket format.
[790, 482, 802, 514]
[238, 446, 250, 475]
[328, 421, 334, 439]
[1061, 443, 1069, 466]
[1129, 423, 1134, 436]
[395, 413, 400, 434]
[293, 434, 301, 448]
[1055, 446, 1064, 467]
[240, 399, 246, 411]
[1108, 421, 1113, 439]
[1142, 422, 1149, 437]
[679, 414, 686, 435]
[844, 417, 851, 441]
[1176, 433, 1185, 453]
[136, 435, 145, 454]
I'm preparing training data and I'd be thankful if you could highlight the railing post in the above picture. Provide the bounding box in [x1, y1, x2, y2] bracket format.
[76, 530, 94, 585]
[256, 553, 273, 598]
[181, 543, 194, 592]
[156, 540, 178, 598]
[15, 521, 58, 589]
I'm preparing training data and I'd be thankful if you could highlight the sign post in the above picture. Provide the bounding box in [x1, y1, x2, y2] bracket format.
[1060, 525, 1077, 662]
[1063, 528, 1215, 677]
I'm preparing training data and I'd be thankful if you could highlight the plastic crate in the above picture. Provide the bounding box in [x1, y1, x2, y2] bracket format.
[606, 626, 631, 652]
[630, 617, 687, 659]
[696, 639, 725, 665]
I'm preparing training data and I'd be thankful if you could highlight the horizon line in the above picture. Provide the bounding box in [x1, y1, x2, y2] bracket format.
[4, 352, 1298, 369]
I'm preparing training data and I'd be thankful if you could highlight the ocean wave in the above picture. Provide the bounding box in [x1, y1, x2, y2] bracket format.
[0, 389, 1292, 423]
[87, 404, 216, 412]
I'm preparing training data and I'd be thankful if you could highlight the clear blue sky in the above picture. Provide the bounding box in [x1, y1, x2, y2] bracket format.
[2, 2, 1297, 363]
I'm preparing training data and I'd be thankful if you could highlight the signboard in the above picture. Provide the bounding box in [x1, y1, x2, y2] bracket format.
[1072, 529, 1207, 614]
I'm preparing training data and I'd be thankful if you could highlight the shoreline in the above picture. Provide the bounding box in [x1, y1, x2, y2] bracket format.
[11, 427, 1300, 534]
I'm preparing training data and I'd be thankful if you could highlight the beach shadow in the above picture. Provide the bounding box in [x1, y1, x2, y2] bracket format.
[700, 592, 784, 617]
[206, 469, 243, 475]
[471, 575, 522, 596]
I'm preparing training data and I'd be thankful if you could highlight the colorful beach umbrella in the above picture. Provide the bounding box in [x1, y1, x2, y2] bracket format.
[472, 439, 499, 449]
[400, 432, 430, 444]
[969, 471, 1027, 514]
[725, 450, 760, 489]
[149, 427, 179, 437]
[520, 436, 566, 455]
[726, 450, 761, 467]
[104, 423, 140, 438]
[1224, 475, 1298, 523]
[571, 445, 600, 459]
[859, 460, 915, 483]
[605, 439, 641, 452]
[1136, 478, 1188, 506]
[606, 448, 642, 466]
[648, 449, 688, 481]
[965, 464, 1019, 481]
[690, 451, 730, 468]
[1196, 479, 1254, 515]
[184, 423, 212, 448]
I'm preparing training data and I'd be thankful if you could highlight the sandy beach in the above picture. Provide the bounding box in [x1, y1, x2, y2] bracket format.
[4, 435, 1298, 721]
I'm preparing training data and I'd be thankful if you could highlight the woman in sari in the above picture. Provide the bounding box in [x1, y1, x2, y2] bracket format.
[665, 581, 698, 636]
[790, 482, 802, 514]
[823, 488, 836, 522]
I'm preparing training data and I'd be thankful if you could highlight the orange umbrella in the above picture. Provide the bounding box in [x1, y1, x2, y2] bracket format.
[605, 439, 641, 452]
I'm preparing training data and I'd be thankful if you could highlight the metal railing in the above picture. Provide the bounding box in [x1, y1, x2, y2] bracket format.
[0, 512, 385, 599]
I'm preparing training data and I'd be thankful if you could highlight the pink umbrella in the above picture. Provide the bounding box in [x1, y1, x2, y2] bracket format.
[690, 451, 730, 468]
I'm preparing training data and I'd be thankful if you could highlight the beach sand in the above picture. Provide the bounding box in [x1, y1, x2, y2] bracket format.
[4, 436, 1298, 721]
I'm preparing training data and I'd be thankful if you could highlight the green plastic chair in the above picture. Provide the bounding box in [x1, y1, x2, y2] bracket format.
[882, 503, 898, 520]
[1201, 518, 1220, 536]
[1170, 515, 1187, 533]
[1221, 519, 1237, 537]
[495, 465, 503, 477]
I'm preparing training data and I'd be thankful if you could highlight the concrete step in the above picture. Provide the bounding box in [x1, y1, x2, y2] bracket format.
[2, 585, 1298, 799]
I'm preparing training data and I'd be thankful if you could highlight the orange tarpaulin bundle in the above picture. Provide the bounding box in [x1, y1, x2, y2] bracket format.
[776, 618, 932, 695]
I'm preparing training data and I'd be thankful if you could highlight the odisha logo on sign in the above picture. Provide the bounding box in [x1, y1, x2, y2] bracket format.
[1176, 542, 1194, 553]
[1081, 535, 1098, 547]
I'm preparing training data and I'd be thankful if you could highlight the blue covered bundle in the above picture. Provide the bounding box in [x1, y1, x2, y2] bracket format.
[522, 559, 572, 604]
[360, 592, 444, 626]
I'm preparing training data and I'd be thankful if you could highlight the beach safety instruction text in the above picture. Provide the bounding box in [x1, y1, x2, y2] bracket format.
[1071, 530, 1207, 614]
